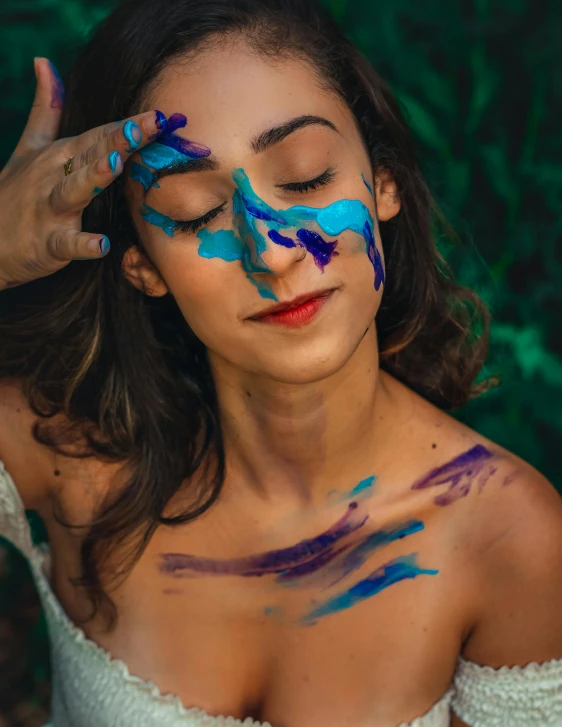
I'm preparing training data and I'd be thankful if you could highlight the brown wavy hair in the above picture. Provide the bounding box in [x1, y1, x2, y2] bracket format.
[0, 0, 495, 630]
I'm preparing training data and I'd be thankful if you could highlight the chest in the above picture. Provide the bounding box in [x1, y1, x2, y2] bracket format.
[50, 501, 474, 727]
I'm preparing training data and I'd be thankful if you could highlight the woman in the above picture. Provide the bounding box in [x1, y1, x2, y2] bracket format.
[0, 0, 560, 725]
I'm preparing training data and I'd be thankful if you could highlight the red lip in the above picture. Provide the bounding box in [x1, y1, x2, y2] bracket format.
[248, 288, 335, 319]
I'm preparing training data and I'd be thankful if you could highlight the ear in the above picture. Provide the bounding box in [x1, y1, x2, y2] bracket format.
[121, 245, 169, 297]
[373, 168, 401, 222]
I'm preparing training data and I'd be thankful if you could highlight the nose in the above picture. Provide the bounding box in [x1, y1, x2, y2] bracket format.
[233, 186, 305, 277]
[247, 223, 306, 277]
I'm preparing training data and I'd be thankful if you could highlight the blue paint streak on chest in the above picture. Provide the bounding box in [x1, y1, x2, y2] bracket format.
[348, 475, 376, 498]
[301, 553, 439, 625]
[140, 204, 178, 237]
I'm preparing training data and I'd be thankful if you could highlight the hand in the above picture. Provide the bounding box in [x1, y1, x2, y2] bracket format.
[0, 57, 162, 290]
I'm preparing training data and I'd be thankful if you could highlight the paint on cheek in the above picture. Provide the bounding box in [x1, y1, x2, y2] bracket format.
[197, 228, 278, 301]
[410, 445, 498, 506]
[48, 61, 65, 109]
[140, 203, 178, 237]
[295, 229, 339, 273]
[300, 553, 439, 626]
[362, 173, 373, 196]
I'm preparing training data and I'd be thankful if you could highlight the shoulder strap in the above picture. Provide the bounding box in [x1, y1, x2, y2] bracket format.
[0, 459, 34, 560]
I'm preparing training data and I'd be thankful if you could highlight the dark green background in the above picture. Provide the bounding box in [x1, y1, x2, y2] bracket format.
[0, 0, 561, 722]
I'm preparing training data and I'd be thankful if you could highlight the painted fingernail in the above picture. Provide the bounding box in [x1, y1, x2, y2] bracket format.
[123, 120, 142, 152]
[108, 151, 122, 174]
[48, 60, 65, 109]
[98, 235, 110, 255]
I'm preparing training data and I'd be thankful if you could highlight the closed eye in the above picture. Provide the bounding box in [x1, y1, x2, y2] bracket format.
[278, 167, 338, 193]
[174, 202, 227, 234]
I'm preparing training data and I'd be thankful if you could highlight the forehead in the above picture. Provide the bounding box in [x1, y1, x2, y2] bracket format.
[143, 41, 353, 154]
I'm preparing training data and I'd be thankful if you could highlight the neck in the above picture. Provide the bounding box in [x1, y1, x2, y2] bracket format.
[208, 324, 395, 509]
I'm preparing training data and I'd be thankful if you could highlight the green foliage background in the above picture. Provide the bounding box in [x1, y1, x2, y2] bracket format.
[0, 0, 560, 722]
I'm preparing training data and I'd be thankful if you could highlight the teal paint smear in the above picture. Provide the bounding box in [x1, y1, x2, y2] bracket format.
[123, 120, 142, 154]
[138, 142, 194, 170]
[196, 168, 385, 298]
[348, 475, 376, 498]
[140, 203, 178, 237]
[92, 186, 103, 195]
[301, 553, 439, 625]
[130, 162, 160, 192]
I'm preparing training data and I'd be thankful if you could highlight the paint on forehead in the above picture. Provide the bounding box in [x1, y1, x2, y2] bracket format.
[411, 445, 498, 506]
[48, 60, 65, 109]
[361, 173, 373, 196]
[300, 553, 439, 626]
[140, 203, 178, 237]
[131, 112, 211, 193]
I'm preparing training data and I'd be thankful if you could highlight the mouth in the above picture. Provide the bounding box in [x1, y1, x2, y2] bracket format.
[247, 288, 336, 328]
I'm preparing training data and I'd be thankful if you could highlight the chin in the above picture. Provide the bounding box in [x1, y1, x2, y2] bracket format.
[246, 326, 370, 385]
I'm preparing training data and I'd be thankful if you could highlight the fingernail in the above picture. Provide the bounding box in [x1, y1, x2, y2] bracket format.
[48, 59, 65, 109]
[144, 109, 167, 140]
[108, 151, 122, 174]
[123, 120, 142, 152]
[88, 235, 110, 255]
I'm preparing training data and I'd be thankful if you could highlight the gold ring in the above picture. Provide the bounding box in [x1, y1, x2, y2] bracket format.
[64, 156, 74, 176]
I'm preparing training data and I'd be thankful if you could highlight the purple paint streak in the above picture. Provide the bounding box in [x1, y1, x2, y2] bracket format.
[296, 228, 339, 272]
[411, 444, 497, 506]
[158, 502, 368, 578]
[149, 111, 211, 158]
[363, 220, 385, 290]
[268, 229, 297, 248]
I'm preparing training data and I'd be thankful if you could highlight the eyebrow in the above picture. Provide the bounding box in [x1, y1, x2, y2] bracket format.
[149, 115, 339, 186]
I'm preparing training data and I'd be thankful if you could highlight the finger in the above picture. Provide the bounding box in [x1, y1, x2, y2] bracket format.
[49, 150, 124, 215]
[68, 110, 162, 170]
[14, 58, 64, 156]
[46, 228, 111, 262]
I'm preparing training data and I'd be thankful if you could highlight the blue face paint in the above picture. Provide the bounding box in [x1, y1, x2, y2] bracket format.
[48, 60, 64, 109]
[130, 112, 211, 191]
[130, 162, 159, 192]
[140, 203, 178, 237]
[123, 120, 142, 154]
[361, 173, 373, 196]
[198, 168, 385, 291]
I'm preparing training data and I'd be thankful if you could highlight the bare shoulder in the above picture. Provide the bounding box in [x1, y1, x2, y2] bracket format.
[0, 378, 55, 510]
[390, 376, 562, 667]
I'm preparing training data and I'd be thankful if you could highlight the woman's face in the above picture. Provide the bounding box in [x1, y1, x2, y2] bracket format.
[123, 41, 400, 384]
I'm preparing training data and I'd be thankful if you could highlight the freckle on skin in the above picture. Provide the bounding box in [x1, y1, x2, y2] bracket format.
[432, 443, 437, 449]
[54, 470, 61, 476]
